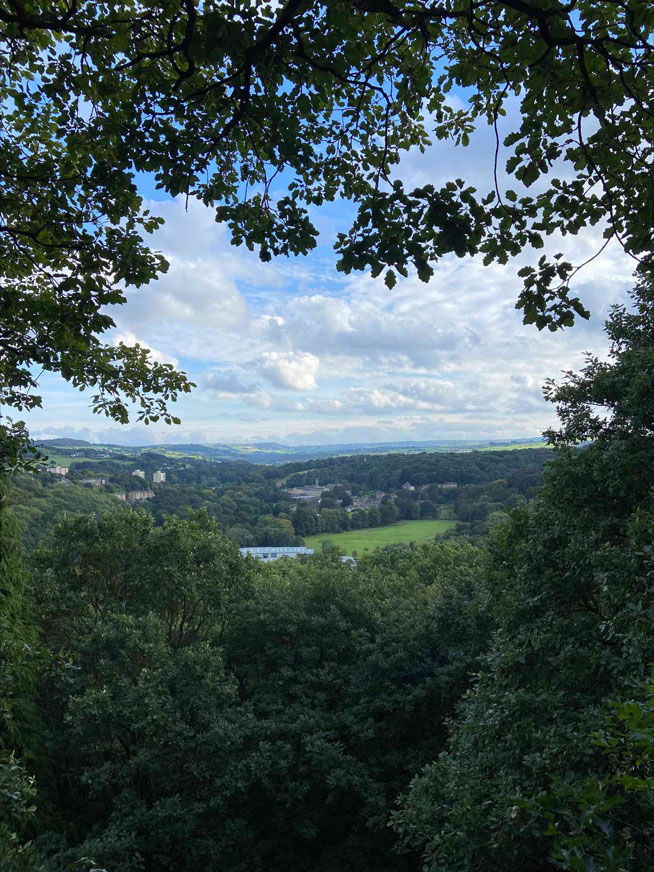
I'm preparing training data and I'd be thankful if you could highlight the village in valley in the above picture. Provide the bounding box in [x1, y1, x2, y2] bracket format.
[20, 440, 548, 559]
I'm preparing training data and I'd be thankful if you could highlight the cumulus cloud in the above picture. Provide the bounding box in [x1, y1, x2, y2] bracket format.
[255, 351, 320, 391]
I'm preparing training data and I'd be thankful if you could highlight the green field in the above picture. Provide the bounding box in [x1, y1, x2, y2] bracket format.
[304, 519, 457, 556]
[36, 450, 133, 469]
[483, 440, 549, 451]
[36, 451, 78, 467]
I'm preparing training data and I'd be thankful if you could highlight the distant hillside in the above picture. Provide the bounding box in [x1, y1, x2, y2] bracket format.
[13, 444, 551, 552]
[35, 437, 548, 466]
[36, 438, 92, 447]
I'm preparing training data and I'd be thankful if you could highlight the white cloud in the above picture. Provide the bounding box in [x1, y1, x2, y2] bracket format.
[255, 351, 320, 391]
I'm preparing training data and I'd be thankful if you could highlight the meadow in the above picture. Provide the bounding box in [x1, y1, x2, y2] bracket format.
[303, 519, 457, 555]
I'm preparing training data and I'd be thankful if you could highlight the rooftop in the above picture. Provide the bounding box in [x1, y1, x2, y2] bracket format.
[240, 546, 314, 555]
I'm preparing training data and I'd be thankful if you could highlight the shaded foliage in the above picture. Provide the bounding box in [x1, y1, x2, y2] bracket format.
[28, 514, 488, 872]
[394, 277, 654, 871]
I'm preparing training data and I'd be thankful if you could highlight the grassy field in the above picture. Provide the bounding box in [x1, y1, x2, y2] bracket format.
[36, 450, 134, 468]
[483, 440, 549, 451]
[36, 451, 78, 467]
[303, 519, 457, 556]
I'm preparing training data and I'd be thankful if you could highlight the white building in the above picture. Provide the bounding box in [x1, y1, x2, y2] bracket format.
[82, 478, 107, 486]
[239, 546, 314, 562]
[45, 466, 68, 476]
[153, 470, 166, 484]
[132, 469, 145, 479]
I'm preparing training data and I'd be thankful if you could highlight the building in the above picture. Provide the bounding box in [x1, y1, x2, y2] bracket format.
[82, 478, 107, 486]
[349, 494, 383, 511]
[402, 482, 415, 491]
[132, 469, 145, 479]
[441, 481, 457, 489]
[114, 490, 154, 503]
[286, 486, 323, 502]
[127, 490, 154, 503]
[239, 546, 314, 562]
[45, 465, 68, 476]
[153, 470, 166, 484]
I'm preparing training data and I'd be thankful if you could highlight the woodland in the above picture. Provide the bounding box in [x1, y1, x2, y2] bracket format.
[2, 1, 654, 871]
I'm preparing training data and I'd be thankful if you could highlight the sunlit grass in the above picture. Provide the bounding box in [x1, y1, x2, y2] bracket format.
[304, 519, 457, 555]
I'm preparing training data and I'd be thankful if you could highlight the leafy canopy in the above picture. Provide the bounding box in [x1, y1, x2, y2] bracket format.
[393, 272, 654, 871]
[2, 0, 654, 451]
[29, 511, 489, 872]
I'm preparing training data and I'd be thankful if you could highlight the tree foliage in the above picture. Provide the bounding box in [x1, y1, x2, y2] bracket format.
[27, 512, 488, 872]
[0, 479, 43, 870]
[3, 0, 654, 451]
[393, 274, 654, 870]
[5, 275, 654, 869]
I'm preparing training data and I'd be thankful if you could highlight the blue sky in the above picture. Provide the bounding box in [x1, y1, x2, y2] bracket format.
[21, 99, 634, 447]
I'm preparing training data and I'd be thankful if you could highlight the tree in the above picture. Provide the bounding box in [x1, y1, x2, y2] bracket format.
[292, 504, 320, 537]
[205, 542, 492, 872]
[319, 507, 342, 533]
[527, 678, 654, 872]
[28, 504, 490, 872]
[379, 500, 399, 525]
[368, 507, 381, 527]
[255, 515, 298, 545]
[0, 753, 42, 872]
[320, 490, 339, 509]
[419, 499, 438, 518]
[0, 479, 43, 869]
[349, 509, 368, 530]
[393, 272, 654, 871]
[3, 0, 654, 454]
[225, 524, 255, 546]
[34, 509, 251, 651]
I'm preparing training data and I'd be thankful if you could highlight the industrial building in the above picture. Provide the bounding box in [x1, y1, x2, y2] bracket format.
[239, 546, 314, 562]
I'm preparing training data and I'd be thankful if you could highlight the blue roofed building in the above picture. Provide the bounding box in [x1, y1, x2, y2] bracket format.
[239, 546, 314, 562]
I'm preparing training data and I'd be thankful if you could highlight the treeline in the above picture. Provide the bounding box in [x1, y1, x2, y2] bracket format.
[148, 479, 301, 547]
[3, 281, 654, 871]
[289, 468, 543, 542]
[280, 446, 551, 490]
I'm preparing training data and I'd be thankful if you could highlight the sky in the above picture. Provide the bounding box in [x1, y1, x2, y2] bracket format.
[20, 99, 634, 447]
